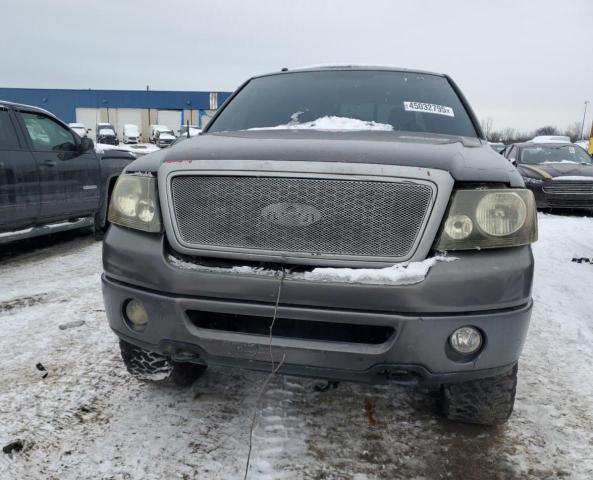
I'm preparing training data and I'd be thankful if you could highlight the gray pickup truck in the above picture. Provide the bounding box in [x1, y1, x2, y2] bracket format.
[102, 66, 537, 425]
[0, 101, 134, 242]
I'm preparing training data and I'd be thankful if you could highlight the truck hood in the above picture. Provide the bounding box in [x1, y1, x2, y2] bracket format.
[125, 130, 523, 185]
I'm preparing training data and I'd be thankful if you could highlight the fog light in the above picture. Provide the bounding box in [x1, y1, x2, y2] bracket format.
[125, 299, 149, 330]
[449, 326, 482, 354]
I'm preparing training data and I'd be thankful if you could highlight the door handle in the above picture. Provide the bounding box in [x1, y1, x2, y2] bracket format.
[42, 159, 57, 167]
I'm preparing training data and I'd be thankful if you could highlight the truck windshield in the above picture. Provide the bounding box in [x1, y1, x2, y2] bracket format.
[207, 70, 478, 137]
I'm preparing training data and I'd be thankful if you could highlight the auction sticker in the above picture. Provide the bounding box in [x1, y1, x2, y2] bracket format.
[404, 101, 455, 117]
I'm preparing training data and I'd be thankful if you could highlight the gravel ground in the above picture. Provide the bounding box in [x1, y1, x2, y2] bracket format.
[1, 213, 592, 480]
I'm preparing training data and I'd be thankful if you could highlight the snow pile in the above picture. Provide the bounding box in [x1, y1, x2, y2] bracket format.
[252, 116, 394, 132]
[169, 254, 455, 285]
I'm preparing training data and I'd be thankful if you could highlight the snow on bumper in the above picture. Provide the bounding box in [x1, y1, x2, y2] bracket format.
[169, 253, 457, 286]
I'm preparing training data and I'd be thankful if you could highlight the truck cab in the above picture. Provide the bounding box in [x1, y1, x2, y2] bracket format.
[0, 101, 134, 242]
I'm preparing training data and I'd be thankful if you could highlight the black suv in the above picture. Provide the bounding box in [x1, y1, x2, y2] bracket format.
[0, 101, 134, 242]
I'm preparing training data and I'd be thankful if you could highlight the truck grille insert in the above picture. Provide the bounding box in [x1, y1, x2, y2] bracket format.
[170, 175, 433, 260]
[187, 310, 395, 345]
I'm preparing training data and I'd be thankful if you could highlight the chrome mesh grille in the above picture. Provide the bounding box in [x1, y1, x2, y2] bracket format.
[543, 181, 593, 194]
[169, 175, 433, 259]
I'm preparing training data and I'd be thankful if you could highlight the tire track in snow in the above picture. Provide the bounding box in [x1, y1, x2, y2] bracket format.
[246, 375, 306, 479]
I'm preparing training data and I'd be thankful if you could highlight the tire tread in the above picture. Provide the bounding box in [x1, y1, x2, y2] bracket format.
[119, 340, 206, 387]
[442, 364, 518, 425]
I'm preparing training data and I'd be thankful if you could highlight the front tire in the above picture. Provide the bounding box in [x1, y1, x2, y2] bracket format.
[440, 364, 518, 425]
[119, 340, 206, 387]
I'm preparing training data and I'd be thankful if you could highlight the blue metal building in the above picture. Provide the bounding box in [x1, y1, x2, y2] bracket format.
[0, 87, 233, 137]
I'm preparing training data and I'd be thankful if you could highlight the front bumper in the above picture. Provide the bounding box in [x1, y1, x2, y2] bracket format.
[102, 225, 534, 385]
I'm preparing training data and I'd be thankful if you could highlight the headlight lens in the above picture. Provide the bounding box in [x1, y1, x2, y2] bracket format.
[108, 175, 161, 232]
[436, 189, 537, 251]
[444, 214, 473, 240]
[476, 192, 527, 237]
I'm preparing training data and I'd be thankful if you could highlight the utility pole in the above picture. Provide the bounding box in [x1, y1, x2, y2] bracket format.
[581, 100, 590, 140]
[146, 85, 150, 128]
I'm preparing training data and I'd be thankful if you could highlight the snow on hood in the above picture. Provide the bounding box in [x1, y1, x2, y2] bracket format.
[168, 255, 456, 285]
[552, 176, 593, 181]
[159, 133, 175, 140]
[251, 116, 394, 132]
[543, 160, 579, 164]
[98, 128, 115, 136]
[95, 142, 160, 156]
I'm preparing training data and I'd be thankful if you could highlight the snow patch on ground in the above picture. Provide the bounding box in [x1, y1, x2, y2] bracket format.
[2, 214, 593, 479]
[250, 116, 394, 132]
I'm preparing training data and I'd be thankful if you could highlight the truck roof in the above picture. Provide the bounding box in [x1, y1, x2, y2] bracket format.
[253, 64, 446, 80]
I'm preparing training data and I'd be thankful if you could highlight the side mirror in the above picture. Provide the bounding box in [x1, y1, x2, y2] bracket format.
[510, 158, 517, 166]
[79, 136, 94, 152]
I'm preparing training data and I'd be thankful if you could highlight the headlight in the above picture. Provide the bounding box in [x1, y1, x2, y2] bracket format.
[436, 189, 537, 251]
[108, 175, 161, 232]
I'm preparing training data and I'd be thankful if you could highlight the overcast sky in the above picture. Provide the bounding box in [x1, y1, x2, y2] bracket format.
[2, 0, 592, 133]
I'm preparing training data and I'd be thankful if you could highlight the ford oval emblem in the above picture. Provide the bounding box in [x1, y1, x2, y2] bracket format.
[261, 202, 322, 227]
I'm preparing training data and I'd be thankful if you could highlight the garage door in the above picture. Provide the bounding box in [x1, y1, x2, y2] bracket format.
[75, 108, 100, 141]
[157, 110, 182, 133]
[115, 109, 143, 139]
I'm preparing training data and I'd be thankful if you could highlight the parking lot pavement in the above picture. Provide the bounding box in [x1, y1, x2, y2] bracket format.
[1, 213, 593, 479]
